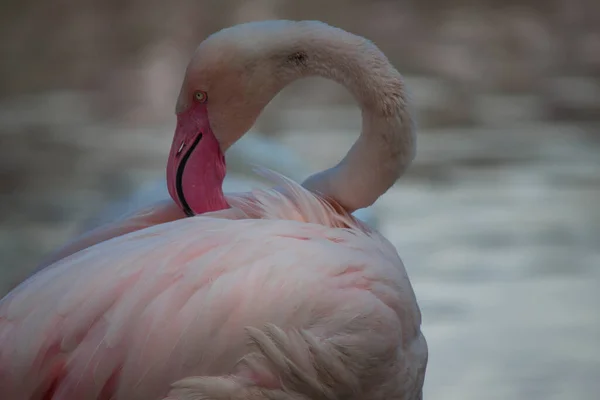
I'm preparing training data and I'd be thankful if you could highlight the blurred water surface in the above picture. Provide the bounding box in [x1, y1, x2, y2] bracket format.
[1, 1, 599, 399]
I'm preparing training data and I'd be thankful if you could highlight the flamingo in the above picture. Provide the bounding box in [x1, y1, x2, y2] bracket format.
[0, 20, 427, 400]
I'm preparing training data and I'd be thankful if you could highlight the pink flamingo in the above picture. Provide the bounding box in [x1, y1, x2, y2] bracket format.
[0, 20, 427, 400]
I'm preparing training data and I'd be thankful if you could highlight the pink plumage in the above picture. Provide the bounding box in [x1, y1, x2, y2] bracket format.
[0, 172, 426, 400]
[0, 20, 427, 400]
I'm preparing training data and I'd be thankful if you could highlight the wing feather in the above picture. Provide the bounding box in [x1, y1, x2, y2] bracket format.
[0, 170, 422, 400]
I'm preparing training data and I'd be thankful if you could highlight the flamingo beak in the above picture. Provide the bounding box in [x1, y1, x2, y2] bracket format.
[166, 103, 213, 216]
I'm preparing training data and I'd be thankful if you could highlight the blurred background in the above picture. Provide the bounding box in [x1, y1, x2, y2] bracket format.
[1, 0, 599, 398]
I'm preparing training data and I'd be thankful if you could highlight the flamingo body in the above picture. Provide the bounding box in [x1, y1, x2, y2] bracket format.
[2, 20, 427, 400]
[0, 172, 426, 400]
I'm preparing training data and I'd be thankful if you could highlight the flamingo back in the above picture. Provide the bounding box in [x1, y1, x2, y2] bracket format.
[0, 169, 426, 400]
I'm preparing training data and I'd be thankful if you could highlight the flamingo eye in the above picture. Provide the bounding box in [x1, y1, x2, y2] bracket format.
[194, 91, 208, 103]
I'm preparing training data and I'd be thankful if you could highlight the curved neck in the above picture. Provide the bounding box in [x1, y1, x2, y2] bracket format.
[268, 23, 416, 212]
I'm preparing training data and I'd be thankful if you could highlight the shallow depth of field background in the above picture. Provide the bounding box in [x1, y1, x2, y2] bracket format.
[1, 1, 599, 399]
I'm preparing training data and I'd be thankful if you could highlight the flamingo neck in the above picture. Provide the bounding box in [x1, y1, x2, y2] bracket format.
[270, 22, 416, 212]
[182, 21, 415, 213]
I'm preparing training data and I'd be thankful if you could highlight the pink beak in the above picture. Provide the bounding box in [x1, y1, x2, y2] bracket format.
[166, 103, 223, 216]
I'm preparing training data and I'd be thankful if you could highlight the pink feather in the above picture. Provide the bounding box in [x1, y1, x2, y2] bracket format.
[0, 169, 426, 400]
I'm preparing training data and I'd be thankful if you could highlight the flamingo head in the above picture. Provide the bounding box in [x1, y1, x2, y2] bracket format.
[166, 21, 300, 216]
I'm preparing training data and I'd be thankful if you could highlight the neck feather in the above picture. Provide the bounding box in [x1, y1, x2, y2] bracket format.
[268, 21, 416, 212]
